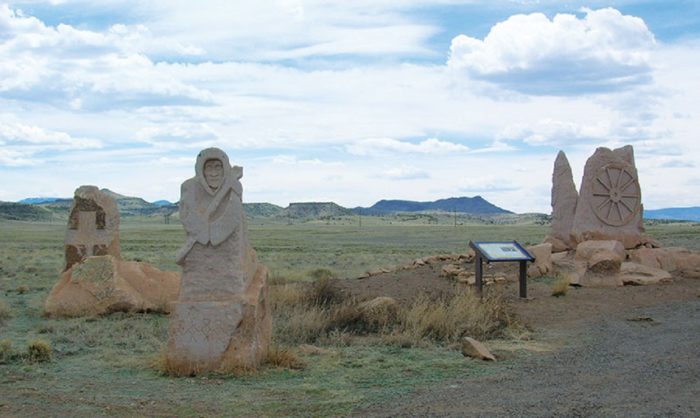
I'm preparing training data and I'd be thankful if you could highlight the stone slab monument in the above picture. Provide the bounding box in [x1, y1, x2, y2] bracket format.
[570, 145, 653, 249]
[544, 151, 578, 252]
[64, 185, 120, 271]
[45, 186, 180, 317]
[166, 148, 271, 374]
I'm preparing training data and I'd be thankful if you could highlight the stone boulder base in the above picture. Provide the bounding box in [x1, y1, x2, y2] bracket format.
[628, 247, 700, 279]
[527, 243, 553, 278]
[619, 262, 673, 286]
[166, 262, 271, 374]
[570, 240, 625, 287]
[45, 255, 180, 317]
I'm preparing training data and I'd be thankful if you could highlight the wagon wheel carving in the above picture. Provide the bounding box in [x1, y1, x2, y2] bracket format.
[591, 163, 641, 226]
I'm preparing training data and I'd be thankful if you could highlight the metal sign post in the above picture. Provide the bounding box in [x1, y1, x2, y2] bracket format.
[469, 241, 534, 299]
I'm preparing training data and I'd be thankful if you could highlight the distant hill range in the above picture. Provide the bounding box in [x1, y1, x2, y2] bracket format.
[355, 196, 512, 215]
[644, 207, 700, 222]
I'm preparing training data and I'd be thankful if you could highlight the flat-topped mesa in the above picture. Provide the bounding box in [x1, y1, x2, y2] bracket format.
[570, 145, 655, 249]
[166, 147, 271, 375]
[544, 151, 578, 252]
[64, 185, 120, 271]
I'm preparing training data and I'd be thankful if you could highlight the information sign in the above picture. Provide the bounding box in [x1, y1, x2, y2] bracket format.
[469, 241, 534, 298]
[471, 241, 533, 262]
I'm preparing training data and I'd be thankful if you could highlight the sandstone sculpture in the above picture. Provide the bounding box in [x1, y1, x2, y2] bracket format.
[45, 255, 179, 316]
[570, 145, 653, 249]
[166, 148, 271, 374]
[64, 185, 120, 271]
[45, 186, 179, 317]
[544, 151, 578, 252]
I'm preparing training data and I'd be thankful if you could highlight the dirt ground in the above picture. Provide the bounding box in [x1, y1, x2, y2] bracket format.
[338, 259, 700, 417]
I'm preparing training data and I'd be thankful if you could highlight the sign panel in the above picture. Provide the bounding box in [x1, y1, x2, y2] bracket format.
[470, 241, 533, 262]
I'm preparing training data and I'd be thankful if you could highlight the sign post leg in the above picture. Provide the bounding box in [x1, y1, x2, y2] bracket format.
[519, 260, 527, 298]
[475, 254, 483, 296]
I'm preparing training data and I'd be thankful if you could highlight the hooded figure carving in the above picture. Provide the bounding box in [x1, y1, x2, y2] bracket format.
[176, 147, 247, 300]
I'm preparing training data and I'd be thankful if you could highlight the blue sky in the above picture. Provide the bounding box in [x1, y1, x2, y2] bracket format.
[1, 1, 699, 212]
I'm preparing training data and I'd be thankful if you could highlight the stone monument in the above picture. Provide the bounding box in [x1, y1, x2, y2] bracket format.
[45, 186, 180, 317]
[166, 148, 271, 374]
[570, 145, 653, 249]
[544, 151, 578, 252]
[64, 185, 120, 271]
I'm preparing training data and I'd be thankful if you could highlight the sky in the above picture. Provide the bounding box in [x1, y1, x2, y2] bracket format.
[1, 1, 699, 213]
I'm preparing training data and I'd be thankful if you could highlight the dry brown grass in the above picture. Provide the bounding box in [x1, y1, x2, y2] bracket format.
[0, 339, 14, 364]
[0, 298, 12, 321]
[402, 289, 512, 343]
[26, 339, 52, 363]
[269, 277, 514, 347]
[266, 345, 306, 370]
[551, 276, 570, 297]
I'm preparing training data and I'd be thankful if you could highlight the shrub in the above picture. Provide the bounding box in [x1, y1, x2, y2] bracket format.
[0, 339, 15, 364]
[0, 298, 12, 321]
[266, 346, 306, 370]
[307, 276, 344, 307]
[402, 289, 511, 343]
[16, 285, 29, 294]
[308, 268, 335, 281]
[551, 276, 570, 297]
[26, 339, 52, 363]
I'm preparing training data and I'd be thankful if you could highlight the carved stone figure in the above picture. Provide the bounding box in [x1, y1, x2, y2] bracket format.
[166, 148, 271, 374]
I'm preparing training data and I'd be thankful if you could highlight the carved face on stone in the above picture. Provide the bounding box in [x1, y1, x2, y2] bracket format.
[194, 147, 237, 196]
[204, 159, 224, 190]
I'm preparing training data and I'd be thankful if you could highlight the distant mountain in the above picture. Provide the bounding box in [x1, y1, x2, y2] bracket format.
[645, 207, 700, 222]
[18, 197, 62, 204]
[0, 201, 54, 221]
[244, 203, 284, 218]
[152, 200, 173, 207]
[283, 202, 354, 219]
[357, 196, 512, 215]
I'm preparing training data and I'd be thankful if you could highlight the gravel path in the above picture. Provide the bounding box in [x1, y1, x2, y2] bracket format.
[356, 299, 700, 417]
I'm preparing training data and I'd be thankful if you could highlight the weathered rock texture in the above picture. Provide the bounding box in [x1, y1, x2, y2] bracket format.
[44, 255, 180, 316]
[544, 151, 578, 252]
[461, 337, 496, 361]
[64, 185, 120, 271]
[570, 146, 653, 249]
[628, 247, 700, 279]
[46, 186, 179, 317]
[527, 243, 553, 278]
[166, 148, 271, 374]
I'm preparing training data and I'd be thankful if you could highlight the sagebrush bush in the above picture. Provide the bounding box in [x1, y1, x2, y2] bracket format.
[551, 276, 569, 297]
[0, 298, 12, 321]
[308, 268, 335, 281]
[270, 275, 514, 346]
[0, 339, 15, 364]
[266, 345, 306, 370]
[27, 339, 52, 363]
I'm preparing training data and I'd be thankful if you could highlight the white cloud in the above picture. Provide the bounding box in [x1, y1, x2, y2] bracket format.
[448, 8, 656, 95]
[0, 4, 212, 108]
[347, 137, 469, 156]
[381, 167, 430, 180]
[0, 119, 101, 148]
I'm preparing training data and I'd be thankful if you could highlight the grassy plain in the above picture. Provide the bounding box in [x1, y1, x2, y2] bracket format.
[1, 217, 698, 416]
